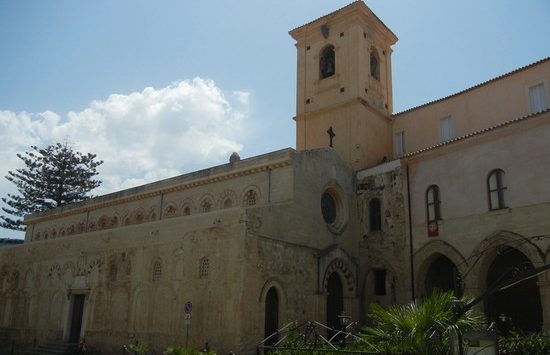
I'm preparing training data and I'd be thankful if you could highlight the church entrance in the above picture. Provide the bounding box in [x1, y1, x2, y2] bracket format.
[264, 287, 279, 346]
[424, 254, 462, 296]
[485, 247, 543, 333]
[326, 272, 343, 340]
[68, 295, 85, 343]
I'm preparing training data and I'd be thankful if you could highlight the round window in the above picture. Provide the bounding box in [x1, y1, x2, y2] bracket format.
[321, 192, 337, 224]
[320, 186, 348, 235]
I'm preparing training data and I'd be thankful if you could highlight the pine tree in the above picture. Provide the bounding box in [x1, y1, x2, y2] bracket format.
[1, 142, 103, 231]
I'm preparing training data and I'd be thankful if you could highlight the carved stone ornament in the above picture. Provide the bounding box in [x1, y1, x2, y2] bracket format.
[321, 24, 330, 39]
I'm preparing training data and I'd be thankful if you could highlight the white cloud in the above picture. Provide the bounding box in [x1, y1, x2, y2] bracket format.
[0, 78, 249, 204]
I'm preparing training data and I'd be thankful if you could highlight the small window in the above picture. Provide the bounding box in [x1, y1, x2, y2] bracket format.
[374, 269, 386, 296]
[319, 45, 335, 79]
[183, 206, 191, 216]
[370, 50, 380, 81]
[152, 260, 162, 282]
[426, 185, 441, 222]
[223, 198, 232, 208]
[244, 190, 257, 206]
[109, 265, 118, 282]
[395, 131, 405, 157]
[440, 116, 454, 141]
[200, 199, 212, 213]
[529, 84, 548, 113]
[488, 169, 507, 210]
[165, 204, 177, 217]
[369, 198, 382, 231]
[199, 257, 209, 278]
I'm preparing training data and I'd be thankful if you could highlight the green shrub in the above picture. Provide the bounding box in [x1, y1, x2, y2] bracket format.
[128, 342, 149, 355]
[498, 331, 550, 355]
[361, 290, 485, 355]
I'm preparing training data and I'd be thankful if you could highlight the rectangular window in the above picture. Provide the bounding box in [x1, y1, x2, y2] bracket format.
[374, 269, 386, 296]
[440, 116, 454, 141]
[395, 131, 405, 157]
[529, 84, 548, 114]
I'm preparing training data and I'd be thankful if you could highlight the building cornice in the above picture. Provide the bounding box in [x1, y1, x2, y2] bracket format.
[25, 155, 294, 224]
[289, 1, 397, 44]
[293, 97, 391, 122]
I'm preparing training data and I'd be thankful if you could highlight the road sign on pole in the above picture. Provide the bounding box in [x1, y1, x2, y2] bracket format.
[184, 301, 193, 314]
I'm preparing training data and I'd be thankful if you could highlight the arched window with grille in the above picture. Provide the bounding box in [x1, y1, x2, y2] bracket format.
[199, 257, 209, 278]
[200, 199, 212, 213]
[109, 264, 118, 282]
[319, 45, 335, 79]
[244, 190, 257, 206]
[183, 206, 191, 216]
[488, 169, 507, 210]
[369, 198, 382, 231]
[426, 185, 441, 222]
[152, 260, 162, 282]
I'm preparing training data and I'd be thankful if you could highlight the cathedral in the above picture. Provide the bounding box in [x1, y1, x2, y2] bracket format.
[1, 2, 549, 354]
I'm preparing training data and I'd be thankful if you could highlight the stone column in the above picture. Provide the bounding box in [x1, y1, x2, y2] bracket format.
[537, 281, 550, 330]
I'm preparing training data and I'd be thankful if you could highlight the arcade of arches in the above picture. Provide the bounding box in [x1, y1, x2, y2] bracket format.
[420, 247, 545, 333]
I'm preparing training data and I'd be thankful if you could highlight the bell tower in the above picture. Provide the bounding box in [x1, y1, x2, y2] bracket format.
[289, 1, 398, 170]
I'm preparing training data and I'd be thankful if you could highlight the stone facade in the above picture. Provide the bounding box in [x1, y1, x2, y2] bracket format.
[1, 1, 549, 354]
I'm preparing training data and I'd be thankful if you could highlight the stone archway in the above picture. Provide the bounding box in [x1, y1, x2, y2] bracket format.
[264, 287, 279, 345]
[326, 272, 343, 339]
[485, 247, 543, 333]
[424, 254, 462, 296]
[414, 241, 467, 299]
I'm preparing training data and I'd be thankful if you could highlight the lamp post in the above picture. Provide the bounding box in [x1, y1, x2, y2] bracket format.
[451, 299, 465, 355]
[337, 311, 351, 345]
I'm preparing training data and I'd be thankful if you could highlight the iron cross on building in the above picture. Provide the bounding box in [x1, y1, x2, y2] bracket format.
[326, 126, 335, 147]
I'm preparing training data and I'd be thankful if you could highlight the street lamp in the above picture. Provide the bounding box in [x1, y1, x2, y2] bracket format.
[337, 311, 352, 345]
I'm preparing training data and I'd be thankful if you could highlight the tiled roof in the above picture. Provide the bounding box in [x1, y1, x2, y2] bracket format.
[403, 108, 550, 158]
[393, 57, 550, 117]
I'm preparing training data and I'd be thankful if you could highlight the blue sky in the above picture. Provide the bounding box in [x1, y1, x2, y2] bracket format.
[1, 0, 549, 239]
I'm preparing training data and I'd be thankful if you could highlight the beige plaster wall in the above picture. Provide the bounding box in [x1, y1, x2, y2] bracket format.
[406, 112, 550, 327]
[393, 60, 550, 156]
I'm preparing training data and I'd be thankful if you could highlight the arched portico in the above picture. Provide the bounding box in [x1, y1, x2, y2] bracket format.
[424, 254, 462, 296]
[485, 247, 543, 332]
[468, 232, 548, 331]
[415, 241, 467, 299]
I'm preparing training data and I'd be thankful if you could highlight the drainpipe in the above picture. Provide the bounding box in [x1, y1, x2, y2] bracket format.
[406, 163, 415, 301]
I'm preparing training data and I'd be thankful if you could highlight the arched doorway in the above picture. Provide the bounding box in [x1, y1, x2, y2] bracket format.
[326, 272, 343, 340]
[424, 254, 462, 296]
[485, 247, 543, 333]
[264, 287, 279, 345]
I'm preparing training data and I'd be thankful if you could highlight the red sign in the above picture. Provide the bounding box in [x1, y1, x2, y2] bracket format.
[428, 221, 439, 237]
